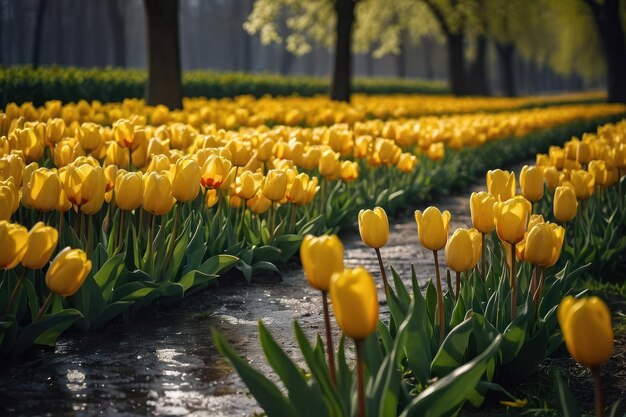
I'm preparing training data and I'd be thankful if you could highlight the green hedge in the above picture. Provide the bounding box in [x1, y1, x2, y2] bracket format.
[0, 66, 448, 107]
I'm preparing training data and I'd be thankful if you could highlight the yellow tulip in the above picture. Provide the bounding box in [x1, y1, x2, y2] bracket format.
[427, 142, 445, 161]
[340, 160, 359, 182]
[115, 171, 143, 211]
[237, 171, 261, 200]
[247, 190, 272, 214]
[487, 169, 516, 201]
[172, 158, 200, 202]
[576, 142, 591, 165]
[0, 153, 25, 186]
[358, 207, 389, 249]
[76, 122, 103, 151]
[396, 153, 416, 173]
[226, 139, 252, 167]
[143, 171, 175, 216]
[256, 138, 275, 162]
[22, 222, 59, 269]
[27, 168, 61, 212]
[415, 206, 451, 251]
[588, 160, 607, 187]
[494, 196, 531, 244]
[445, 229, 474, 273]
[318, 149, 341, 179]
[113, 119, 134, 148]
[329, 267, 379, 339]
[45, 247, 92, 297]
[558, 296, 614, 367]
[541, 166, 560, 192]
[201, 155, 231, 189]
[521, 222, 565, 267]
[300, 235, 344, 291]
[104, 165, 118, 193]
[569, 170, 594, 200]
[519, 165, 544, 202]
[553, 186, 578, 222]
[467, 228, 482, 270]
[0, 220, 28, 269]
[105, 141, 130, 169]
[262, 169, 287, 202]
[0, 184, 15, 221]
[301, 147, 322, 171]
[470, 191, 496, 234]
[46, 118, 66, 144]
[147, 154, 172, 173]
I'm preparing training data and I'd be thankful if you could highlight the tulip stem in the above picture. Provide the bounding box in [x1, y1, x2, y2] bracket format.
[116, 210, 125, 253]
[510, 243, 517, 320]
[433, 250, 445, 344]
[162, 202, 181, 276]
[455, 271, 461, 299]
[591, 366, 605, 417]
[289, 203, 297, 234]
[6, 269, 26, 315]
[57, 212, 64, 249]
[86, 215, 94, 258]
[354, 338, 366, 417]
[35, 292, 55, 322]
[375, 248, 389, 294]
[532, 267, 545, 307]
[481, 233, 486, 281]
[321, 291, 336, 386]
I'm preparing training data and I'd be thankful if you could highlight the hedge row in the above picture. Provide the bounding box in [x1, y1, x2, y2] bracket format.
[0, 66, 449, 107]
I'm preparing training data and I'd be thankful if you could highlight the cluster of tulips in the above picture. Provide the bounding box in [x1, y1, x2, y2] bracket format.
[216, 118, 625, 417]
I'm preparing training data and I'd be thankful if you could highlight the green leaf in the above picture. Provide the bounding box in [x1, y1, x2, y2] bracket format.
[94, 253, 126, 303]
[199, 254, 239, 275]
[274, 234, 304, 261]
[554, 371, 582, 417]
[211, 327, 298, 417]
[431, 314, 475, 378]
[13, 309, 83, 356]
[90, 301, 133, 329]
[400, 335, 502, 417]
[258, 323, 328, 417]
[179, 270, 219, 292]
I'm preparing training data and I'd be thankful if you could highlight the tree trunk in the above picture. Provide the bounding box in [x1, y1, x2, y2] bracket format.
[589, 0, 626, 103]
[446, 32, 466, 96]
[241, 0, 253, 72]
[279, 48, 294, 75]
[467, 35, 489, 95]
[365, 54, 374, 77]
[32, 0, 49, 68]
[330, 0, 355, 102]
[496, 43, 516, 97]
[107, 0, 126, 67]
[144, 0, 183, 109]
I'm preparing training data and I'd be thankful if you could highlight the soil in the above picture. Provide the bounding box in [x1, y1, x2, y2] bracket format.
[1, 166, 624, 417]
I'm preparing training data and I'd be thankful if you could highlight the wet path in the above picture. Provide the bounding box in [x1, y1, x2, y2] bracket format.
[0, 174, 494, 417]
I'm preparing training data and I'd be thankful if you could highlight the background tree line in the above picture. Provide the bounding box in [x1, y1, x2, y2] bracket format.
[0, 0, 622, 106]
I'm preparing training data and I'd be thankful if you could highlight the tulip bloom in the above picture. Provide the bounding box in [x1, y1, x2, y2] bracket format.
[115, 171, 143, 211]
[486, 169, 516, 201]
[262, 169, 288, 202]
[558, 296, 614, 367]
[300, 234, 344, 384]
[569, 170, 594, 201]
[329, 267, 379, 340]
[22, 222, 59, 270]
[396, 153, 416, 173]
[415, 206, 450, 341]
[143, 171, 175, 216]
[172, 158, 201, 203]
[0, 221, 28, 269]
[553, 186, 578, 223]
[445, 228, 474, 273]
[414, 206, 451, 251]
[330, 266, 378, 415]
[470, 192, 496, 234]
[519, 165, 544, 203]
[358, 207, 390, 292]
[201, 155, 232, 189]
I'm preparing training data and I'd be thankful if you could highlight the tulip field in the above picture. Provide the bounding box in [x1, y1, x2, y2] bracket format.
[1, 92, 626, 416]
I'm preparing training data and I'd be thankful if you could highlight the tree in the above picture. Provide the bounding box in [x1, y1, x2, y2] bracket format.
[144, 0, 183, 109]
[245, 0, 360, 102]
[583, 0, 626, 103]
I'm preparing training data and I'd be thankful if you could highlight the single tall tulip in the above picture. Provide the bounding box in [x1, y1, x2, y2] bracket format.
[39, 247, 92, 321]
[570, 170, 594, 201]
[445, 228, 475, 296]
[415, 206, 451, 342]
[21, 222, 58, 270]
[358, 207, 390, 292]
[487, 169, 516, 201]
[553, 186, 578, 223]
[558, 296, 613, 417]
[172, 158, 200, 203]
[330, 266, 378, 417]
[494, 196, 531, 320]
[143, 171, 175, 216]
[470, 191, 496, 278]
[300, 234, 344, 385]
[519, 165, 544, 205]
[262, 169, 288, 202]
[0, 221, 28, 269]
[115, 171, 143, 211]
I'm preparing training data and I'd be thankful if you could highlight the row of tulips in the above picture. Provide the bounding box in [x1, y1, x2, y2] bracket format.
[214, 119, 625, 417]
[3, 86, 608, 130]
[0, 101, 622, 356]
